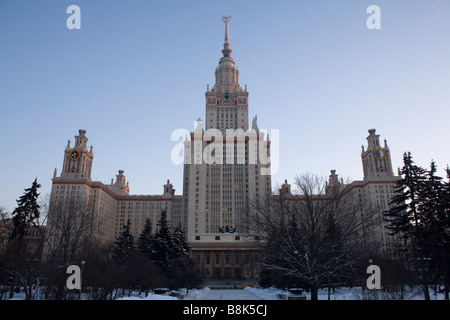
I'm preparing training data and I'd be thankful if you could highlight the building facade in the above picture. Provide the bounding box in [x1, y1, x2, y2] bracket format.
[47, 129, 183, 249]
[46, 16, 401, 277]
[276, 128, 401, 258]
[183, 15, 271, 278]
[349, 128, 402, 257]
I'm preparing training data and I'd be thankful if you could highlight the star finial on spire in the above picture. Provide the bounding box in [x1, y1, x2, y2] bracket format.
[222, 13, 232, 57]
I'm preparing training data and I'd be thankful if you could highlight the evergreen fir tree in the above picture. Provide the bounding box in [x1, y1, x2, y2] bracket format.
[137, 218, 154, 259]
[419, 161, 450, 300]
[418, 161, 445, 252]
[384, 153, 436, 299]
[112, 220, 136, 265]
[10, 178, 41, 240]
[384, 152, 427, 239]
[170, 224, 191, 262]
[442, 166, 450, 299]
[168, 224, 196, 288]
[152, 209, 172, 270]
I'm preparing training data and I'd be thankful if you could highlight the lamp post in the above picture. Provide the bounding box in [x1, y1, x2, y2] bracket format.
[79, 261, 85, 300]
[369, 259, 376, 299]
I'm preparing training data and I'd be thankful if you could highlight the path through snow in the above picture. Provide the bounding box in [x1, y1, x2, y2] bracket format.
[190, 288, 265, 300]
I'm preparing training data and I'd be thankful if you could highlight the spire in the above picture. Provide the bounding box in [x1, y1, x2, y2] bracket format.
[252, 115, 258, 129]
[215, 14, 239, 93]
[222, 13, 232, 57]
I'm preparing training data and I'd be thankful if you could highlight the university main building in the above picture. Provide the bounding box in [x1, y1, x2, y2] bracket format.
[47, 16, 399, 279]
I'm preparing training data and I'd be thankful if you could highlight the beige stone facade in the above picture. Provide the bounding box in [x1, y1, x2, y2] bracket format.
[47, 130, 183, 254]
[348, 129, 402, 257]
[182, 15, 270, 279]
[46, 17, 401, 278]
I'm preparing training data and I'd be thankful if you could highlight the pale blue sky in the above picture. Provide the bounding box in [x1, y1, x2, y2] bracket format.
[1, 0, 449, 212]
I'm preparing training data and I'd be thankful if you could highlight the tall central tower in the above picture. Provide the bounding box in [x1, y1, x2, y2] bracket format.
[184, 15, 271, 279]
[205, 14, 249, 131]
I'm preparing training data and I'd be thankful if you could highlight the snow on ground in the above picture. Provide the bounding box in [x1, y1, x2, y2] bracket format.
[115, 287, 283, 300]
[116, 287, 210, 300]
[117, 292, 179, 300]
[115, 285, 448, 300]
[242, 287, 286, 300]
[4, 285, 448, 300]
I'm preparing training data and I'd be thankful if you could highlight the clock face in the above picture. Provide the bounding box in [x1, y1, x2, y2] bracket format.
[373, 148, 385, 160]
[70, 148, 81, 161]
[223, 92, 231, 101]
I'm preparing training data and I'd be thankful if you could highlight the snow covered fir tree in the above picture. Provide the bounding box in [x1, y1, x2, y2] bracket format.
[110, 210, 199, 296]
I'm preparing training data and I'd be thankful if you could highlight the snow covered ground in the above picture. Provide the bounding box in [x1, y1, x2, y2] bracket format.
[116, 287, 281, 301]
[116, 286, 448, 301]
[4, 285, 447, 300]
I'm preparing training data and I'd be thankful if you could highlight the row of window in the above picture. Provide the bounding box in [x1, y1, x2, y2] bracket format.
[194, 253, 260, 266]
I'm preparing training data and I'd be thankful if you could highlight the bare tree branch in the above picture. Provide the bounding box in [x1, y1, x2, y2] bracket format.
[247, 173, 381, 299]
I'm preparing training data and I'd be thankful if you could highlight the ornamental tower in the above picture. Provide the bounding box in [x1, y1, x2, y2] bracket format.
[361, 128, 394, 179]
[61, 129, 94, 179]
[205, 14, 249, 131]
[352, 129, 401, 258]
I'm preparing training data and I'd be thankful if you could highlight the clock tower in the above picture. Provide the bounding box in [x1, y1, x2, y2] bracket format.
[61, 129, 94, 179]
[361, 129, 394, 179]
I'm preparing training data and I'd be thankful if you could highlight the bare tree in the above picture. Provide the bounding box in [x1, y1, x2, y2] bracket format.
[0, 207, 12, 299]
[41, 197, 101, 299]
[248, 173, 380, 300]
[0, 207, 11, 255]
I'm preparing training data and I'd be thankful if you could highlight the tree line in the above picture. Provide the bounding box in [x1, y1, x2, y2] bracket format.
[248, 173, 382, 300]
[384, 152, 450, 300]
[249, 152, 450, 300]
[2, 150, 449, 300]
[0, 180, 200, 300]
[110, 210, 200, 297]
